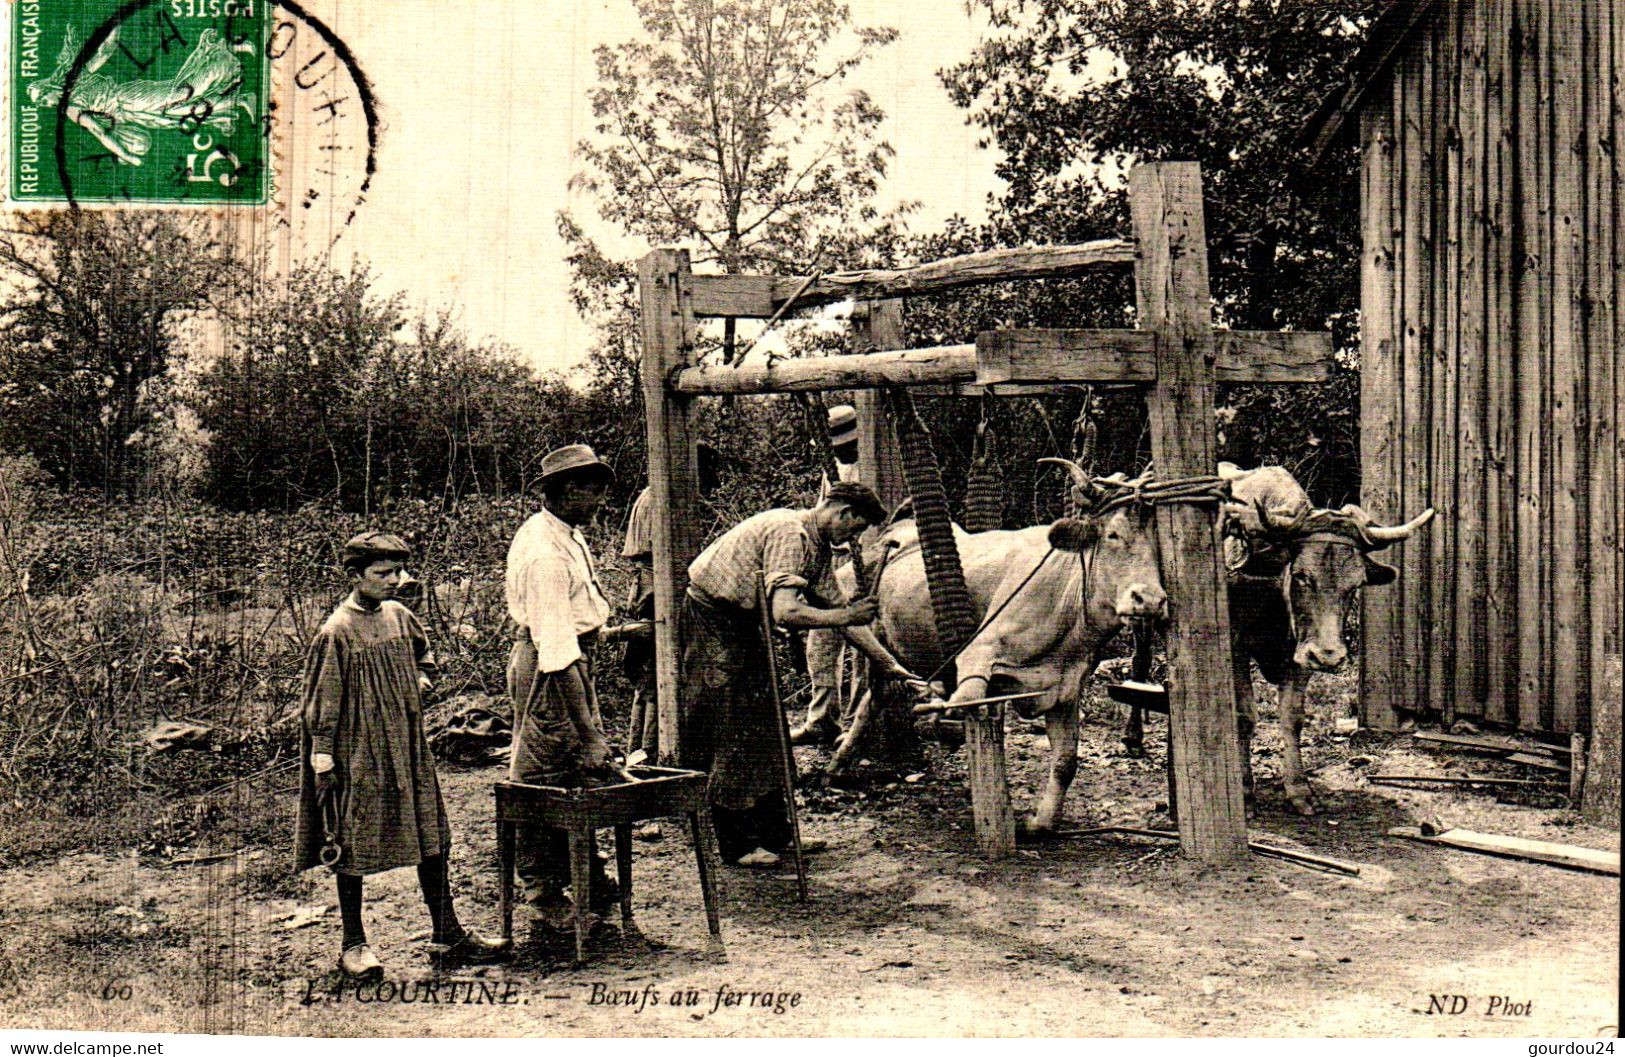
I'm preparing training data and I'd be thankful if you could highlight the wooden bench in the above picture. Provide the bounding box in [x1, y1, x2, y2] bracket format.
[494, 767, 723, 964]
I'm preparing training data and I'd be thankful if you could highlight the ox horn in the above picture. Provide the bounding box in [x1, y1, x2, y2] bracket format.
[1039, 457, 1102, 510]
[1361, 507, 1436, 546]
[1339, 505, 1437, 548]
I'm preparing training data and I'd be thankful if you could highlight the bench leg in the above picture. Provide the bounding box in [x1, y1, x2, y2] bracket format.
[689, 811, 723, 945]
[497, 820, 515, 942]
[567, 827, 592, 965]
[613, 823, 634, 927]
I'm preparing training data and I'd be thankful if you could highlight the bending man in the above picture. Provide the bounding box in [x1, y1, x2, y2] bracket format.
[679, 481, 921, 867]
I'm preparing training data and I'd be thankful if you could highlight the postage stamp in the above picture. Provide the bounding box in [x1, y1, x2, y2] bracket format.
[9, 0, 270, 205]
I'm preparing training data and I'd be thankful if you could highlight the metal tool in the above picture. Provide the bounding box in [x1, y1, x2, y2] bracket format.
[911, 690, 1046, 715]
[756, 571, 809, 901]
[318, 788, 343, 868]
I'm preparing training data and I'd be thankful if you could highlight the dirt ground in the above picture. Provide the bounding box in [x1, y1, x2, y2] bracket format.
[0, 670, 1617, 1039]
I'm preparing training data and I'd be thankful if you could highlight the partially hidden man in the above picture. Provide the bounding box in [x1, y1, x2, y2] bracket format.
[295, 532, 509, 979]
[679, 481, 922, 868]
[505, 444, 634, 915]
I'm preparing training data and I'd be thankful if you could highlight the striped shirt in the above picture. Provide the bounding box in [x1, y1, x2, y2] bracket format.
[506, 507, 612, 673]
[688, 508, 830, 611]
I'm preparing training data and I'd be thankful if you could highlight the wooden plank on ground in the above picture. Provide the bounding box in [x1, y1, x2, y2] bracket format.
[687, 241, 1136, 317]
[1413, 730, 1571, 755]
[1130, 162, 1248, 863]
[1504, 752, 1569, 773]
[1387, 826, 1620, 875]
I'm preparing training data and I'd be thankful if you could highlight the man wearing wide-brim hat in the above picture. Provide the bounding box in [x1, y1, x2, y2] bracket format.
[505, 443, 630, 914]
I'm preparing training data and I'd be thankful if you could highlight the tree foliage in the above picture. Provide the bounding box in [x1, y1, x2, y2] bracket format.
[0, 212, 238, 496]
[926, 0, 1383, 503]
[572, 0, 900, 276]
[565, 0, 913, 401]
[194, 264, 610, 512]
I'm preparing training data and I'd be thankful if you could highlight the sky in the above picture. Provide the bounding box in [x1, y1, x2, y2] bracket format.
[310, 0, 1007, 377]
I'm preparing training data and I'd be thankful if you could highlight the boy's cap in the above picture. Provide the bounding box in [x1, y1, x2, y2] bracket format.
[827, 404, 858, 447]
[343, 531, 411, 564]
[536, 443, 615, 488]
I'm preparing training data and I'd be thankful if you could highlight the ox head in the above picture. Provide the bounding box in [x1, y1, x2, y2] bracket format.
[1038, 458, 1167, 626]
[1225, 479, 1434, 672]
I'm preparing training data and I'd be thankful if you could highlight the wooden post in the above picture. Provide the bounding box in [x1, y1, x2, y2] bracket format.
[1129, 162, 1249, 863]
[851, 300, 908, 514]
[639, 249, 703, 763]
[965, 704, 1017, 859]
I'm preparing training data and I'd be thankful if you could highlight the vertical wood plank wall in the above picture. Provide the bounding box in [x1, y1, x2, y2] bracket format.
[1359, 0, 1623, 736]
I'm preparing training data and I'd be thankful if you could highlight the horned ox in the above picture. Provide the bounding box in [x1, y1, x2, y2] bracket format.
[1121, 463, 1434, 816]
[834, 464, 1167, 834]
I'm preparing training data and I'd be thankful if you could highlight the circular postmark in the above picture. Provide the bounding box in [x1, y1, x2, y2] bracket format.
[32, 0, 376, 229]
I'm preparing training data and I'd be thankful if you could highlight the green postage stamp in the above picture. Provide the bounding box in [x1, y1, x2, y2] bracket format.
[9, 0, 270, 205]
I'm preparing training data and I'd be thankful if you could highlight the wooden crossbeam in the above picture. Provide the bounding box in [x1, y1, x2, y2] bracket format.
[688, 241, 1135, 317]
[976, 329, 1334, 385]
[668, 328, 1332, 397]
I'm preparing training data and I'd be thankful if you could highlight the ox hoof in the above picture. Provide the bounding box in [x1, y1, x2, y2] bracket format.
[1015, 818, 1059, 844]
[1287, 794, 1317, 817]
[1121, 740, 1146, 759]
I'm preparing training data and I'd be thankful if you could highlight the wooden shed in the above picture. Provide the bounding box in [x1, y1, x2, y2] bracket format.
[1310, 0, 1622, 742]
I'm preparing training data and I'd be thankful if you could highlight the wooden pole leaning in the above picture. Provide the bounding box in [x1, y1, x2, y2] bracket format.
[757, 571, 809, 901]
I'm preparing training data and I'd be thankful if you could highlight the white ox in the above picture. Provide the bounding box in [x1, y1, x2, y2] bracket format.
[836, 463, 1167, 835]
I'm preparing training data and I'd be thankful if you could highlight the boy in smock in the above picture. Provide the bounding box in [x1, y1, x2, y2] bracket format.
[294, 531, 509, 979]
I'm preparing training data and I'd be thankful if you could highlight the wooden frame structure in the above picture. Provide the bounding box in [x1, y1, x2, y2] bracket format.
[638, 162, 1334, 863]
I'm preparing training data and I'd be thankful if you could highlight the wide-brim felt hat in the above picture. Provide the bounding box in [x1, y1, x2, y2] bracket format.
[343, 531, 411, 564]
[536, 443, 615, 488]
[827, 404, 858, 447]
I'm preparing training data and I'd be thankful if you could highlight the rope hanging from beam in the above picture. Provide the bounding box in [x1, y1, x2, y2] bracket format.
[962, 399, 1004, 534]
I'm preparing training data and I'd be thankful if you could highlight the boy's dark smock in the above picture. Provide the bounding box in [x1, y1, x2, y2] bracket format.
[294, 599, 449, 875]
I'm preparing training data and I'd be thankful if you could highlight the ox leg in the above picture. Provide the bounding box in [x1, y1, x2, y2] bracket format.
[1123, 704, 1146, 758]
[1028, 702, 1079, 836]
[1232, 647, 1257, 810]
[1279, 668, 1315, 816]
[825, 687, 874, 777]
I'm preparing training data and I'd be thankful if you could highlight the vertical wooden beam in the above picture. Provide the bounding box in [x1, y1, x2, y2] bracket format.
[1129, 162, 1248, 863]
[1612, 0, 1625, 749]
[1428, 0, 1462, 724]
[1360, 98, 1402, 730]
[1484, 0, 1516, 729]
[1455, 0, 1490, 722]
[1550, 0, 1584, 734]
[1585, 0, 1618, 740]
[1514, 0, 1551, 732]
[1400, 41, 1434, 721]
[852, 299, 908, 514]
[639, 249, 702, 762]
